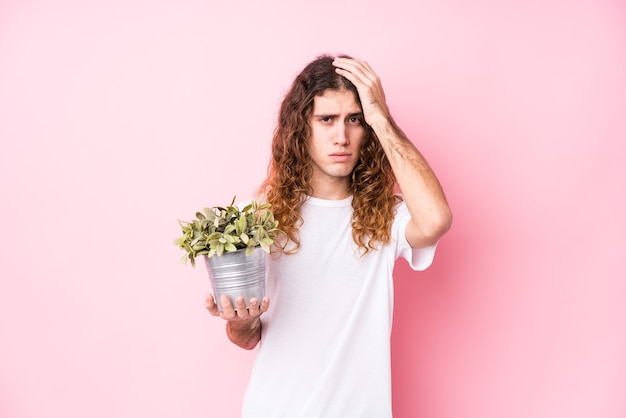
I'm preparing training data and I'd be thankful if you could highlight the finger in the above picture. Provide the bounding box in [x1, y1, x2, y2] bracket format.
[333, 58, 377, 84]
[204, 293, 220, 316]
[234, 297, 250, 319]
[333, 61, 366, 82]
[247, 297, 260, 316]
[333, 56, 367, 69]
[219, 294, 237, 320]
[356, 59, 376, 75]
[248, 296, 270, 317]
[335, 67, 380, 96]
[334, 66, 361, 85]
[259, 296, 270, 313]
[332, 58, 364, 78]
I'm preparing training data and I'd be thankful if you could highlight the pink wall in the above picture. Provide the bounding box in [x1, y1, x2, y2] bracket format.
[1, 1, 624, 417]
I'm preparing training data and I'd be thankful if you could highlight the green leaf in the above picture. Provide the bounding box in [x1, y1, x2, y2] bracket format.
[207, 232, 221, 240]
[224, 234, 239, 244]
[235, 216, 247, 235]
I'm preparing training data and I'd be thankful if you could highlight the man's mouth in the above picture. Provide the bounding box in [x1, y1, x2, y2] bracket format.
[329, 153, 351, 161]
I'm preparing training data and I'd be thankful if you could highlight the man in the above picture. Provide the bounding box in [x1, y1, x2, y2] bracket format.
[205, 55, 452, 417]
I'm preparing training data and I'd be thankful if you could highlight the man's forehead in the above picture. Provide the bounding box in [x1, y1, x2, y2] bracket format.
[313, 89, 361, 114]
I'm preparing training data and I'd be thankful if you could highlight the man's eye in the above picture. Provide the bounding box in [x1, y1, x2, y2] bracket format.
[348, 117, 361, 124]
[321, 117, 332, 123]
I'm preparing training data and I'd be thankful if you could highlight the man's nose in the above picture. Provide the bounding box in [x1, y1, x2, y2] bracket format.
[333, 123, 350, 145]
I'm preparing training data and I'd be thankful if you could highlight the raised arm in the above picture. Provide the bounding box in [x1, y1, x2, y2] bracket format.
[205, 294, 270, 350]
[333, 57, 452, 248]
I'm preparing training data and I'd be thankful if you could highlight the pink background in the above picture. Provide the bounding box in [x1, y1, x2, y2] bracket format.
[1, 0, 625, 417]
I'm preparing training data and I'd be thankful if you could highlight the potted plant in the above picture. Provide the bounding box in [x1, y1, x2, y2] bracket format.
[175, 196, 281, 311]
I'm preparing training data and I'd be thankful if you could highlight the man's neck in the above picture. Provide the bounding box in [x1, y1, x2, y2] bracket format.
[309, 179, 351, 200]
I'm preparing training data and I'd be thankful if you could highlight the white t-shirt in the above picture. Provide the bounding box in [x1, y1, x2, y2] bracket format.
[241, 196, 437, 418]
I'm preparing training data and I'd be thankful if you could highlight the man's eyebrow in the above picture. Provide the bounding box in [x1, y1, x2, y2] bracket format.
[312, 112, 363, 118]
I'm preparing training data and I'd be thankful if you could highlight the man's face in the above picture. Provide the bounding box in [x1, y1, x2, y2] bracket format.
[307, 89, 365, 197]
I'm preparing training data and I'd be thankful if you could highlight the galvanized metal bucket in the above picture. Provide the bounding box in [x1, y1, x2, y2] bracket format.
[203, 247, 266, 311]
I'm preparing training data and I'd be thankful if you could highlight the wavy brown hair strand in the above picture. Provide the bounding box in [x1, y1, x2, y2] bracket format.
[351, 126, 402, 254]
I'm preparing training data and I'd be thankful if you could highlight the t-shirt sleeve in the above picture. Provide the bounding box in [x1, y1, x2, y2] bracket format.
[393, 201, 438, 271]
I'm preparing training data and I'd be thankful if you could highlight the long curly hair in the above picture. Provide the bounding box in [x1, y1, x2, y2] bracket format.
[258, 54, 400, 254]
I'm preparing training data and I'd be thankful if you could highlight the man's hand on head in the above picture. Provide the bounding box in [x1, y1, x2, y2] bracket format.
[332, 57, 391, 126]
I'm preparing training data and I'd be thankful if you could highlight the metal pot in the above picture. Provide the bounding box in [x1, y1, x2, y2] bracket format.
[203, 247, 266, 311]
